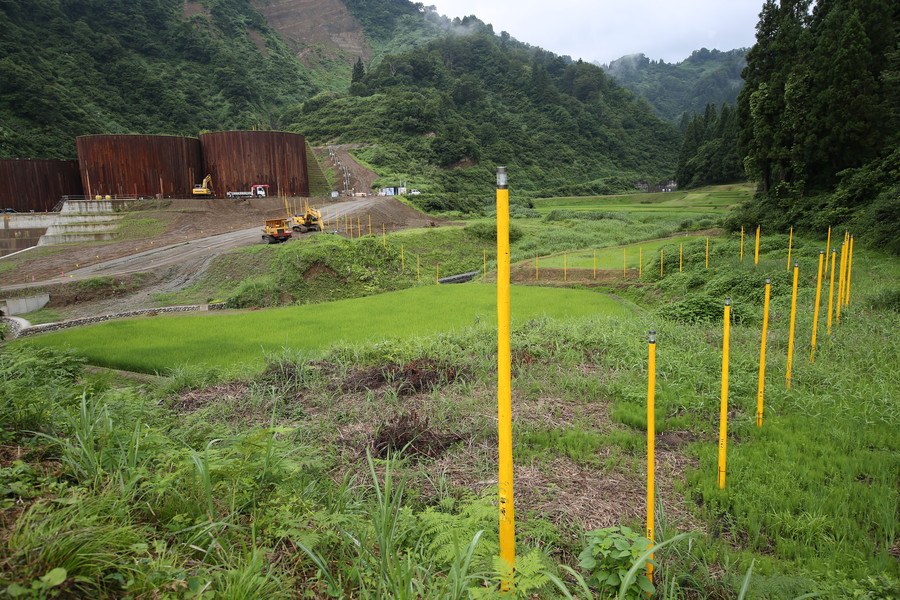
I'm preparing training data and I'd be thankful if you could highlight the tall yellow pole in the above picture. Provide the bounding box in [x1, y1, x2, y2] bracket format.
[786, 262, 799, 389]
[357, 216, 361, 238]
[402, 246, 405, 271]
[706, 237, 710, 269]
[646, 330, 657, 584]
[417, 255, 420, 281]
[718, 298, 731, 489]
[593, 249, 597, 280]
[383, 224, 386, 247]
[757, 280, 771, 427]
[495, 167, 515, 583]
[435, 264, 439, 284]
[484, 249, 487, 278]
[786, 227, 793, 271]
[639, 247, 642, 278]
[845, 235, 855, 305]
[680, 243, 683, 272]
[825, 226, 832, 273]
[810, 250, 825, 362]
[368, 215, 372, 236]
[826, 249, 837, 334]
[535, 252, 538, 281]
[836, 240, 847, 325]
[660, 249, 664, 277]
[754, 225, 761, 265]
[623, 248, 627, 278]
[740, 227, 744, 262]
[564, 252, 567, 282]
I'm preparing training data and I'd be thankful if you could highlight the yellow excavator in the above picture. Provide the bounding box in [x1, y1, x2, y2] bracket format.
[289, 199, 323, 233]
[192, 174, 214, 197]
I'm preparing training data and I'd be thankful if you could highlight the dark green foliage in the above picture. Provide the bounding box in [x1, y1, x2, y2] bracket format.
[735, 0, 898, 247]
[288, 33, 681, 210]
[464, 221, 523, 243]
[0, 0, 317, 158]
[658, 295, 730, 324]
[675, 103, 744, 188]
[605, 49, 748, 122]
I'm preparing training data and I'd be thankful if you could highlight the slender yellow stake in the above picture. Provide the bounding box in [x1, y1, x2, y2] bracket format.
[705, 237, 710, 269]
[483, 249, 487, 278]
[826, 249, 837, 334]
[836, 240, 847, 325]
[845, 236, 855, 305]
[357, 216, 361, 238]
[368, 215, 372, 236]
[718, 298, 731, 489]
[786, 227, 793, 271]
[786, 262, 799, 389]
[740, 227, 744, 262]
[639, 247, 643, 278]
[382, 223, 386, 247]
[402, 246, 405, 271]
[564, 252, 567, 282]
[754, 225, 761, 265]
[824, 226, 832, 274]
[593, 249, 597, 279]
[623, 247, 627, 278]
[810, 250, 825, 362]
[680, 243, 683, 272]
[417, 255, 420, 281]
[495, 167, 516, 586]
[646, 330, 657, 584]
[660, 249, 664, 277]
[435, 264, 439, 284]
[535, 252, 539, 281]
[757, 279, 771, 427]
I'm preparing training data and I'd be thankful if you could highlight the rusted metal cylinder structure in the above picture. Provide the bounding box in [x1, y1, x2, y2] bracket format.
[0, 159, 84, 212]
[200, 131, 309, 197]
[76, 134, 203, 198]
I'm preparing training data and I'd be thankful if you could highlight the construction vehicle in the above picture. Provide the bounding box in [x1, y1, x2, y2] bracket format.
[262, 218, 292, 244]
[290, 201, 324, 233]
[192, 175, 214, 197]
[227, 184, 270, 199]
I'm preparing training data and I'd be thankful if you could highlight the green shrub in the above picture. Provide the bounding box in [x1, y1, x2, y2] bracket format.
[578, 526, 655, 598]
[865, 288, 900, 312]
[226, 276, 282, 309]
[659, 295, 737, 324]
[465, 221, 523, 243]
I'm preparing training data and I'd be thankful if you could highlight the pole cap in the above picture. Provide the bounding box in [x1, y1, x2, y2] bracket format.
[725, 297, 731, 306]
[496, 166, 508, 189]
[765, 278, 771, 284]
[649, 330, 656, 343]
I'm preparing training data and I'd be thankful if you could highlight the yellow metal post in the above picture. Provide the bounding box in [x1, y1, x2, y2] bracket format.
[757, 280, 771, 427]
[402, 246, 405, 271]
[660, 249, 664, 277]
[680, 243, 683, 272]
[810, 251, 825, 362]
[825, 226, 832, 273]
[383, 224, 386, 247]
[639, 247, 642, 278]
[826, 249, 837, 334]
[535, 252, 538, 281]
[417, 255, 420, 281]
[836, 240, 847, 325]
[718, 298, 731, 489]
[564, 252, 567, 282]
[786, 227, 793, 271]
[646, 330, 656, 584]
[845, 235, 854, 305]
[706, 237, 710, 269]
[436, 264, 439, 284]
[786, 262, 799, 389]
[593, 249, 597, 280]
[740, 227, 744, 262]
[484, 249, 487, 278]
[368, 215, 372, 236]
[357, 216, 361, 238]
[754, 225, 761, 265]
[623, 248, 627, 278]
[495, 167, 516, 584]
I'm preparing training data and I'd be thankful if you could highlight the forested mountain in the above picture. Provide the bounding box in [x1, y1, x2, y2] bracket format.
[675, 104, 743, 188]
[604, 49, 747, 122]
[0, 0, 680, 205]
[732, 0, 899, 252]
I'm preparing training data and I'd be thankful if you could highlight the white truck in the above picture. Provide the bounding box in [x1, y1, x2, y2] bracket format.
[227, 184, 270, 199]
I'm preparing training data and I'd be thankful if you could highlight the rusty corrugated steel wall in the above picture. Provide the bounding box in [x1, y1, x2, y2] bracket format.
[0, 159, 84, 212]
[200, 131, 309, 197]
[76, 135, 203, 198]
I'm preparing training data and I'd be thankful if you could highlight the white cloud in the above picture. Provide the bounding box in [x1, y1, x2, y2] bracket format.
[426, 0, 762, 64]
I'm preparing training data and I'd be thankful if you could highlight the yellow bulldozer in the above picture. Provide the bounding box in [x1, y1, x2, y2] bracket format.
[192, 174, 214, 197]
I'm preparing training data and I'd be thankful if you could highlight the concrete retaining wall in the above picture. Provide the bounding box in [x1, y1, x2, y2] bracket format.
[0, 294, 50, 316]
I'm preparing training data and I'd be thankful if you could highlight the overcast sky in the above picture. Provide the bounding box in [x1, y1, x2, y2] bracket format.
[426, 1, 764, 65]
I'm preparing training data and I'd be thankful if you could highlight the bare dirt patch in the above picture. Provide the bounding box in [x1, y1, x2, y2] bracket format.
[371, 411, 464, 460]
[340, 358, 468, 397]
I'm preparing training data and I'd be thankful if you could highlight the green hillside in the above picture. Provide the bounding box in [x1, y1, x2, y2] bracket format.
[604, 48, 747, 122]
